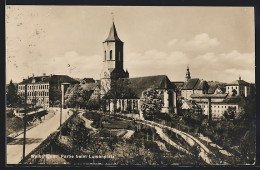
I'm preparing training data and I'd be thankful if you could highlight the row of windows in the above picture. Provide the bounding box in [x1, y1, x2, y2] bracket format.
[19, 84, 49, 90]
[201, 104, 237, 109]
[227, 86, 244, 90]
[104, 50, 121, 61]
[19, 86, 25, 90]
[204, 109, 225, 113]
[25, 91, 49, 97]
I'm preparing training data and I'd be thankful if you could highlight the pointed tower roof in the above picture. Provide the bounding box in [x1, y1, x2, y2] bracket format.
[104, 22, 122, 42]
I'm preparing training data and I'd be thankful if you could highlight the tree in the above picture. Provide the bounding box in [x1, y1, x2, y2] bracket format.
[103, 79, 137, 114]
[65, 85, 93, 109]
[6, 80, 18, 109]
[70, 116, 89, 155]
[140, 88, 163, 120]
[49, 86, 61, 107]
[140, 89, 163, 114]
[231, 89, 237, 96]
[223, 106, 236, 120]
[87, 99, 100, 110]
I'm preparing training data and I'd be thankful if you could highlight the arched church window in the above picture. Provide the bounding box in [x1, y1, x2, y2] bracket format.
[110, 50, 112, 60]
[104, 51, 106, 60]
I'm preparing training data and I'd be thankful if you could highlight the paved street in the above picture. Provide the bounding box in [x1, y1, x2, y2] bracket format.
[7, 107, 73, 164]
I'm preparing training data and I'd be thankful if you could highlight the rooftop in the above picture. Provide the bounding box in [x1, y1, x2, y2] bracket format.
[190, 94, 228, 99]
[182, 78, 208, 90]
[104, 22, 122, 42]
[120, 75, 175, 98]
[227, 80, 249, 86]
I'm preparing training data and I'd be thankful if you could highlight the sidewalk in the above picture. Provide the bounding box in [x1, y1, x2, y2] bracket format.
[7, 108, 73, 164]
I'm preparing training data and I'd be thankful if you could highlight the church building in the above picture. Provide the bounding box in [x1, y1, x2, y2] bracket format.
[100, 21, 177, 114]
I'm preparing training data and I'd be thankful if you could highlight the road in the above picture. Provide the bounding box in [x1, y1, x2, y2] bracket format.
[7, 107, 73, 164]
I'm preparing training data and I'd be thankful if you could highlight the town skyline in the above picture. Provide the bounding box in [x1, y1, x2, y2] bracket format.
[6, 6, 255, 83]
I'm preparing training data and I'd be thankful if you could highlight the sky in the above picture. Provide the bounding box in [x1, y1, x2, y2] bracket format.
[6, 6, 255, 83]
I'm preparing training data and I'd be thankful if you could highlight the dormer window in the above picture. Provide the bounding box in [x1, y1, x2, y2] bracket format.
[32, 79, 35, 83]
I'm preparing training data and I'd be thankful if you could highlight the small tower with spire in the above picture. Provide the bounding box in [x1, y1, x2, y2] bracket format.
[185, 65, 191, 82]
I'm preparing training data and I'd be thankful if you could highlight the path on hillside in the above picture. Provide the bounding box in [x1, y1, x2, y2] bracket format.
[141, 120, 212, 164]
[7, 108, 73, 164]
[122, 130, 135, 139]
[78, 110, 97, 132]
[109, 113, 213, 164]
[90, 111, 214, 164]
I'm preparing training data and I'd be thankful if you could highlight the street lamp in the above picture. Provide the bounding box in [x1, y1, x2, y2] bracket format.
[60, 83, 70, 138]
[22, 77, 28, 164]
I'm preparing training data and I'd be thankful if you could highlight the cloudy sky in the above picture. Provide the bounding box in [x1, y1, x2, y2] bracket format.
[6, 6, 255, 83]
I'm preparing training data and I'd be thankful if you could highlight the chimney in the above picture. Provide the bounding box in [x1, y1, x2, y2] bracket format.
[239, 75, 241, 80]
[43, 73, 46, 76]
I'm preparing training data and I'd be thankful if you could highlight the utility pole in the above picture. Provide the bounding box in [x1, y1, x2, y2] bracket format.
[22, 77, 28, 164]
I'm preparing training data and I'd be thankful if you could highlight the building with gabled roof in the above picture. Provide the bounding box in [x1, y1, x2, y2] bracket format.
[99, 21, 177, 114]
[225, 76, 250, 97]
[190, 93, 246, 119]
[123, 75, 175, 98]
[17, 74, 79, 108]
[181, 78, 209, 100]
[103, 75, 177, 113]
[207, 81, 226, 94]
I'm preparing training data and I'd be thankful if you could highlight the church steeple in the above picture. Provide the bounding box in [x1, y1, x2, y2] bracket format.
[104, 21, 122, 42]
[185, 65, 191, 82]
[100, 17, 129, 97]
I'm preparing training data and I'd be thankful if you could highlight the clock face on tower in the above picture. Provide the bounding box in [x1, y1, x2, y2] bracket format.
[104, 72, 108, 78]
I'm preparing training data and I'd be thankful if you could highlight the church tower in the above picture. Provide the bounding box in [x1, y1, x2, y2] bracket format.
[185, 65, 191, 82]
[100, 20, 129, 97]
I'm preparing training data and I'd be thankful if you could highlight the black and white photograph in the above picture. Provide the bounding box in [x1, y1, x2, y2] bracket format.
[5, 5, 256, 165]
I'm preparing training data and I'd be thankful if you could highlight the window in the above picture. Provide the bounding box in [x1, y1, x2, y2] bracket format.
[119, 51, 120, 61]
[110, 50, 112, 60]
[104, 51, 106, 60]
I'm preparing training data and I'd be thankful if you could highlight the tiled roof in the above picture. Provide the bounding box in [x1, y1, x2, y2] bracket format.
[171, 81, 184, 90]
[120, 75, 174, 98]
[19, 75, 79, 85]
[183, 100, 201, 109]
[80, 78, 95, 84]
[227, 80, 249, 86]
[81, 83, 99, 91]
[207, 82, 226, 94]
[182, 78, 208, 90]
[50, 75, 80, 84]
[190, 94, 228, 99]
[19, 76, 51, 84]
[222, 96, 246, 106]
